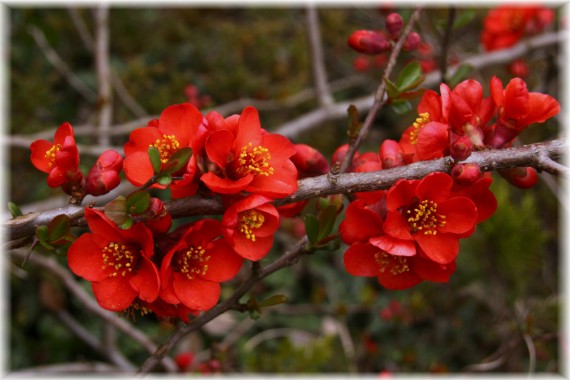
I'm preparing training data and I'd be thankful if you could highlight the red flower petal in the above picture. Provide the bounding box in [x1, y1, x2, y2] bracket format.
[370, 235, 416, 256]
[91, 277, 138, 311]
[234, 106, 262, 151]
[416, 172, 452, 203]
[344, 242, 380, 277]
[339, 200, 383, 245]
[416, 122, 449, 160]
[377, 264, 422, 290]
[437, 197, 477, 234]
[232, 233, 274, 261]
[261, 134, 297, 163]
[383, 211, 412, 240]
[386, 179, 417, 211]
[412, 255, 456, 282]
[123, 151, 157, 187]
[417, 90, 442, 122]
[123, 127, 161, 157]
[490, 76, 504, 106]
[205, 129, 235, 169]
[200, 240, 243, 280]
[67, 234, 109, 282]
[414, 233, 459, 264]
[503, 78, 530, 119]
[201, 171, 252, 194]
[30, 140, 54, 173]
[173, 274, 220, 311]
[84, 208, 124, 243]
[521, 92, 560, 126]
[159, 103, 203, 147]
[129, 257, 160, 303]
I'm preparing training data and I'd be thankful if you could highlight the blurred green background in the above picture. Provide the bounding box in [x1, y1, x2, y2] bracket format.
[8, 6, 561, 374]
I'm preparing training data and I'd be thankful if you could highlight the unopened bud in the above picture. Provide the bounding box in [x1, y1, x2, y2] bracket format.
[348, 30, 391, 55]
[450, 135, 473, 161]
[290, 144, 330, 179]
[85, 150, 123, 196]
[145, 197, 172, 234]
[332, 144, 360, 170]
[485, 122, 520, 149]
[451, 163, 482, 186]
[498, 167, 538, 189]
[508, 59, 529, 78]
[386, 13, 403, 37]
[379, 139, 405, 169]
[403, 32, 421, 51]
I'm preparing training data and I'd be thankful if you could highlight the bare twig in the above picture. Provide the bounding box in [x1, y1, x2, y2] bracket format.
[6, 362, 122, 375]
[94, 6, 112, 147]
[28, 26, 97, 102]
[9, 249, 178, 373]
[306, 6, 334, 108]
[439, 7, 456, 84]
[339, 6, 423, 173]
[4, 138, 567, 244]
[67, 8, 94, 50]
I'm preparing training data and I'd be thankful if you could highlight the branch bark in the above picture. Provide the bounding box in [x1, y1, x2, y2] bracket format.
[4, 138, 566, 244]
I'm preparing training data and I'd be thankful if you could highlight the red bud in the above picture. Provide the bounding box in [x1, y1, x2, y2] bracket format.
[498, 167, 538, 189]
[353, 56, 371, 72]
[450, 135, 473, 161]
[348, 30, 391, 55]
[85, 150, 123, 196]
[403, 32, 421, 51]
[379, 139, 405, 168]
[175, 352, 195, 372]
[451, 163, 482, 186]
[332, 144, 360, 170]
[507, 59, 529, 78]
[386, 13, 403, 37]
[290, 144, 330, 179]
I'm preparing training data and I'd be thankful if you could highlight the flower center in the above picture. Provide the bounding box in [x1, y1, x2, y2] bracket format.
[239, 210, 265, 242]
[45, 144, 62, 168]
[234, 143, 274, 178]
[150, 134, 180, 164]
[101, 242, 138, 277]
[175, 246, 211, 280]
[406, 199, 446, 235]
[409, 112, 430, 145]
[375, 251, 410, 275]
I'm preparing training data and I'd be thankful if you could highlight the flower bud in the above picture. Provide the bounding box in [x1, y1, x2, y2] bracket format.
[332, 144, 360, 170]
[379, 139, 405, 169]
[85, 150, 123, 196]
[498, 167, 538, 189]
[386, 13, 403, 37]
[175, 352, 195, 372]
[353, 56, 371, 72]
[348, 30, 391, 55]
[508, 59, 528, 78]
[485, 122, 520, 149]
[290, 144, 330, 179]
[450, 135, 473, 161]
[451, 163, 482, 186]
[403, 32, 421, 51]
[145, 197, 172, 234]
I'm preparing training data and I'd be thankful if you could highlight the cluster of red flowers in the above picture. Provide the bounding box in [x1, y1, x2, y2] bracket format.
[337, 76, 559, 289]
[30, 104, 333, 321]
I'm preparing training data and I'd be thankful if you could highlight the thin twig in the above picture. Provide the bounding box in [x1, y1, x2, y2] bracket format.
[67, 8, 94, 50]
[439, 7, 456, 84]
[9, 249, 178, 373]
[94, 6, 112, 148]
[306, 6, 334, 108]
[339, 7, 423, 173]
[28, 26, 97, 102]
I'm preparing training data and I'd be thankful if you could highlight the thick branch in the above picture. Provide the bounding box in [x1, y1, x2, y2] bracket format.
[4, 138, 566, 244]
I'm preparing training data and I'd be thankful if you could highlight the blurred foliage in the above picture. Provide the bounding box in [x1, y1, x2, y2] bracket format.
[8, 6, 561, 375]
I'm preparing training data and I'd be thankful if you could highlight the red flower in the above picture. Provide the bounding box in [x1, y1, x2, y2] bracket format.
[30, 122, 83, 189]
[160, 219, 243, 311]
[339, 200, 383, 245]
[201, 106, 298, 197]
[123, 103, 204, 189]
[85, 150, 123, 196]
[67, 208, 160, 311]
[376, 172, 478, 264]
[222, 195, 280, 261]
[451, 175, 497, 224]
[487, 76, 560, 147]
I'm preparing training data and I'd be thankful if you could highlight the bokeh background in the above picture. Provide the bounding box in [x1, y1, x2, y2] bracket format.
[8, 6, 562, 374]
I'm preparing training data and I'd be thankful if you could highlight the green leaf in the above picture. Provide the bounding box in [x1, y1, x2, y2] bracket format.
[317, 205, 337, 242]
[104, 196, 130, 226]
[47, 214, 71, 241]
[148, 146, 162, 175]
[156, 174, 172, 186]
[259, 294, 289, 308]
[446, 64, 473, 88]
[396, 61, 424, 93]
[35, 225, 49, 243]
[161, 147, 192, 175]
[126, 190, 151, 215]
[8, 202, 23, 218]
[304, 214, 319, 245]
[383, 77, 400, 99]
[391, 100, 412, 115]
[347, 105, 361, 137]
[119, 218, 134, 230]
[452, 9, 476, 29]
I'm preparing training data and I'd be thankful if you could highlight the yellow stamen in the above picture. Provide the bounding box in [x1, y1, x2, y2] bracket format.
[175, 245, 210, 280]
[409, 112, 430, 145]
[406, 199, 446, 235]
[375, 252, 410, 275]
[239, 210, 265, 242]
[44, 144, 62, 168]
[101, 242, 137, 277]
[149, 134, 181, 164]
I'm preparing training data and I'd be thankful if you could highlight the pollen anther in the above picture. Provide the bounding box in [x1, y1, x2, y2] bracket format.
[406, 199, 446, 235]
[409, 112, 430, 145]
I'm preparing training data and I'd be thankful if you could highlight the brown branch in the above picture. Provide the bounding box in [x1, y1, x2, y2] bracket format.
[306, 6, 334, 108]
[137, 236, 310, 375]
[439, 7, 456, 84]
[4, 138, 567, 245]
[9, 249, 178, 373]
[95, 6, 113, 147]
[339, 7, 423, 173]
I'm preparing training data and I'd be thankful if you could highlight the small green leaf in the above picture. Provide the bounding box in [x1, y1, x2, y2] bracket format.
[304, 214, 319, 244]
[8, 202, 23, 218]
[104, 196, 130, 226]
[39, 240, 55, 251]
[347, 105, 361, 138]
[35, 225, 49, 243]
[148, 146, 162, 175]
[156, 174, 172, 186]
[452, 9, 476, 29]
[258, 294, 289, 308]
[126, 190, 151, 215]
[446, 64, 473, 88]
[384, 77, 401, 99]
[317, 205, 337, 242]
[161, 147, 192, 175]
[119, 218, 134, 230]
[396, 61, 424, 93]
[47, 214, 71, 241]
[391, 100, 412, 115]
